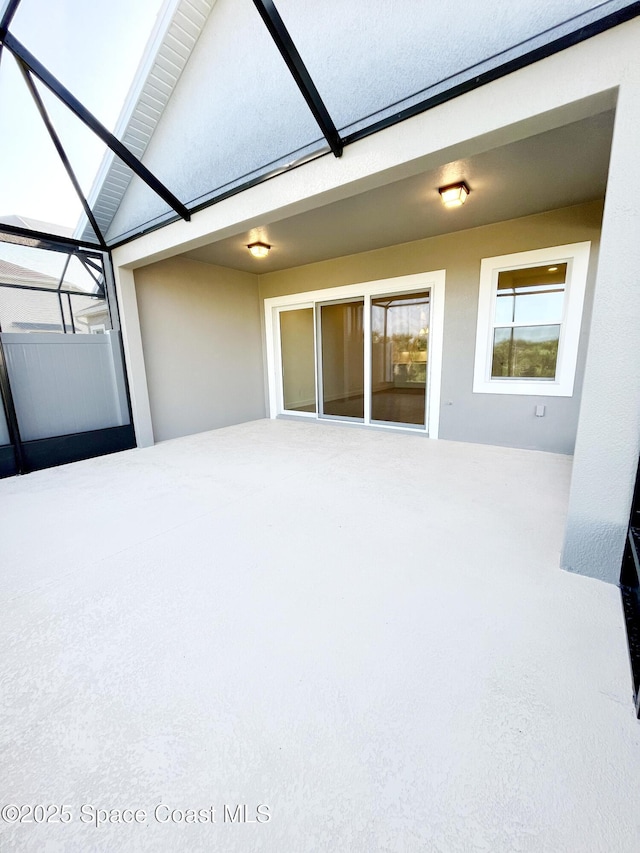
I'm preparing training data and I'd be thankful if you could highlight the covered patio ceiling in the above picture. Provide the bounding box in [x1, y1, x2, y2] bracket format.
[184, 108, 615, 274]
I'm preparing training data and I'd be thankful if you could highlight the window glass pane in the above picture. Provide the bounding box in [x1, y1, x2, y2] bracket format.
[320, 301, 364, 419]
[496, 263, 566, 325]
[492, 325, 560, 379]
[371, 291, 429, 426]
[495, 289, 565, 325]
[280, 308, 316, 413]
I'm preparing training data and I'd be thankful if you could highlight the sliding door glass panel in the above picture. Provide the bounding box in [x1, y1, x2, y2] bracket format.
[371, 291, 430, 426]
[320, 300, 364, 419]
[280, 308, 316, 412]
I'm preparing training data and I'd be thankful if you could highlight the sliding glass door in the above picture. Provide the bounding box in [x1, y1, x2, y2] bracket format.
[371, 291, 429, 427]
[319, 300, 364, 420]
[279, 306, 316, 413]
[269, 273, 443, 436]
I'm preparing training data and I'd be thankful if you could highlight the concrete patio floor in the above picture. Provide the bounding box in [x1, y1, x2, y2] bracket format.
[1, 418, 639, 852]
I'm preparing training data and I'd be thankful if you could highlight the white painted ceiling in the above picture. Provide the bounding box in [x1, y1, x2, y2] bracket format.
[184, 110, 614, 274]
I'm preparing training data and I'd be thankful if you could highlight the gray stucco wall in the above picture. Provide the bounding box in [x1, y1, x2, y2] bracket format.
[562, 77, 640, 584]
[134, 257, 265, 442]
[107, 0, 322, 242]
[259, 201, 603, 454]
[105, 0, 630, 242]
[277, 0, 628, 134]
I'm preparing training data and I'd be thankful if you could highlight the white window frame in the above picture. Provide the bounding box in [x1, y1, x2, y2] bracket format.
[264, 271, 446, 438]
[472, 242, 590, 397]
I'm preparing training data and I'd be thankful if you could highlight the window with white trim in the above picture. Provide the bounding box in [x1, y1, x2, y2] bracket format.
[473, 242, 590, 397]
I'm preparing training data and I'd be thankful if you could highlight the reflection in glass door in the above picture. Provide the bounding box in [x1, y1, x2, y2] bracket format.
[279, 307, 316, 413]
[371, 291, 430, 426]
[319, 300, 364, 420]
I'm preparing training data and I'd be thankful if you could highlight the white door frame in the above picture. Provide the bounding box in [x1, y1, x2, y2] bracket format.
[273, 301, 317, 419]
[264, 271, 446, 437]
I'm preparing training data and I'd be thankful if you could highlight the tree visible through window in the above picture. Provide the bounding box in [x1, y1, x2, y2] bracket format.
[491, 263, 566, 379]
[473, 244, 590, 397]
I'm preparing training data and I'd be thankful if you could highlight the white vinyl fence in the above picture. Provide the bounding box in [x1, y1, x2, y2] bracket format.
[1, 331, 129, 442]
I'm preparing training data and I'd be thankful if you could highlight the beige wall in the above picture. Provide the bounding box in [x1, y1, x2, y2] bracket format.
[135, 257, 265, 442]
[259, 201, 603, 453]
[133, 202, 602, 450]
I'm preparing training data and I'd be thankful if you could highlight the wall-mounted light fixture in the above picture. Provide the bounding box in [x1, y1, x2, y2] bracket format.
[438, 181, 470, 208]
[247, 241, 271, 258]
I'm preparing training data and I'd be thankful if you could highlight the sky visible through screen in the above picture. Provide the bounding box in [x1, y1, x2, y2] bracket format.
[0, 0, 167, 232]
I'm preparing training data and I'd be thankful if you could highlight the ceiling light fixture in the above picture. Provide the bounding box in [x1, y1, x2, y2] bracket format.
[438, 181, 470, 208]
[247, 241, 271, 258]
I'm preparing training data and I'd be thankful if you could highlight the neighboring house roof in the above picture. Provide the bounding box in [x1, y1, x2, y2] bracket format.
[74, 302, 110, 319]
[0, 259, 105, 333]
[0, 215, 73, 238]
[0, 258, 100, 295]
[78, 0, 216, 242]
[0, 258, 60, 288]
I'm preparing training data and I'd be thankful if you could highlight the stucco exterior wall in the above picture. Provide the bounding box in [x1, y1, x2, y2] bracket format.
[134, 257, 265, 442]
[105, 0, 628, 243]
[562, 71, 640, 583]
[259, 201, 603, 454]
[107, 0, 322, 242]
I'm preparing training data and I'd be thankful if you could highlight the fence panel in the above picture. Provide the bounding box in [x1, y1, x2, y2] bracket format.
[1, 331, 130, 442]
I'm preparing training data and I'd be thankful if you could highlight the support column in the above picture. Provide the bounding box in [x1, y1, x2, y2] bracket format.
[562, 71, 640, 583]
[113, 265, 155, 448]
